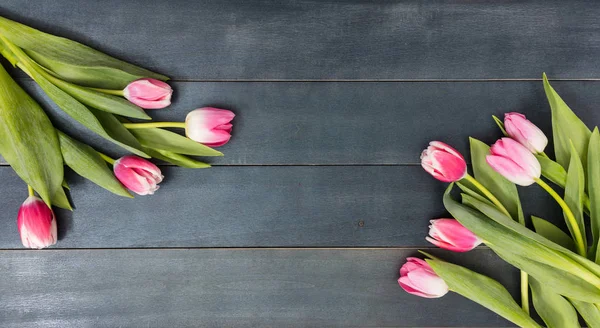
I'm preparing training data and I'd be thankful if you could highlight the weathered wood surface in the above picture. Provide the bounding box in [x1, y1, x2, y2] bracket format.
[0, 80, 597, 166]
[0, 249, 517, 327]
[1, 0, 600, 80]
[1, 0, 598, 326]
[0, 165, 561, 249]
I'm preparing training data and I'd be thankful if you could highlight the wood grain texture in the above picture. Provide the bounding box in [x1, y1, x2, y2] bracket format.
[0, 80, 598, 166]
[0, 165, 562, 249]
[0, 248, 517, 327]
[1, 0, 600, 80]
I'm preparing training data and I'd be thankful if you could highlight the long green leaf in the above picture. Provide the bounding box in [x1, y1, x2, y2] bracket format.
[129, 128, 223, 157]
[569, 299, 600, 328]
[58, 131, 132, 198]
[0, 16, 168, 89]
[89, 109, 148, 157]
[42, 71, 151, 120]
[536, 154, 567, 187]
[529, 277, 579, 328]
[470, 138, 524, 224]
[0, 63, 63, 206]
[588, 128, 600, 262]
[564, 142, 586, 250]
[2, 40, 149, 158]
[543, 73, 591, 171]
[143, 148, 210, 169]
[491, 245, 600, 303]
[531, 216, 575, 252]
[444, 186, 600, 299]
[51, 187, 72, 210]
[426, 259, 540, 328]
[458, 189, 600, 279]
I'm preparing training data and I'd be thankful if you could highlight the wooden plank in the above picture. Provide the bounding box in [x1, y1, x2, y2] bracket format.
[3, 80, 599, 165]
[0, 165, 561, 249]
[0, 248, 518, 327]
[1, 0, 600, 80]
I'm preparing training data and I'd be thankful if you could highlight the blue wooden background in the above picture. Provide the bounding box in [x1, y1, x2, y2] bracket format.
[1, 1, 599, 327]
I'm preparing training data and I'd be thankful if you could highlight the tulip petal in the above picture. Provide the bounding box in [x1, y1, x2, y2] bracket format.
[426, 236, 475, 252]
[406, 268, 449, 297]
[486, 155, 535, 186]
[398, 277, 435, 298]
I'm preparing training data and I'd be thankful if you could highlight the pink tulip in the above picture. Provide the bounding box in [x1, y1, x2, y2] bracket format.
[123, 78, 172, 109]
[17, 196, 57, 249]
[426, 219, 482, 252]
[185, 107, 235, 147]
[398, 257, 449, 298]
[504, 113, 548, 153]
[486, 138, 541, 186]
[114, 155, 164, 195]
[420, 141, 467, 182]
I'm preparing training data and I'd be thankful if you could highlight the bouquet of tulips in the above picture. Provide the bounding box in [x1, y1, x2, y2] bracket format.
[399, 75, 600, 327]
[0, 16, 235, 248]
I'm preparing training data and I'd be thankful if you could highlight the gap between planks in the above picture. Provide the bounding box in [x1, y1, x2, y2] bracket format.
[0, 246, 492, 251]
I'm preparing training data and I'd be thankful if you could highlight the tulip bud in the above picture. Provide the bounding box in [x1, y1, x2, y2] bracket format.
[398, 257, 449, 298]
[486, 138, 541, 186]
[114, 155, 164, 195]
[426, 219, 482, 252]
[504, 112, 548, 153]
[17, 196, 57, 249]
[123, 78, 172, 109]
[420, 141, 467, 182]
[185, 107, 235, 147]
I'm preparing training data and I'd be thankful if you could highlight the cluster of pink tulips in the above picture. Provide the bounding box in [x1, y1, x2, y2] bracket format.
[401, 113, 547, 298]
[16, 79, 235, 249]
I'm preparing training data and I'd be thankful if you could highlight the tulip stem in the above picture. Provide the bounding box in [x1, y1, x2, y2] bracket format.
[463, 174, 530, 313]
[89, 87, 124, 96]
[98, 152, 116, 165]
[463, 174, 512, 218]
[27, 185, 34, 197]
[123, 122, 186, 129]
[535, 178, 587, 257]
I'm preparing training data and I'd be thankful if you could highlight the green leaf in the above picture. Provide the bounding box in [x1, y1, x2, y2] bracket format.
[456, 182, 495, 207]
[427, 259, 540, 328]
[89, 109, 148, 158]
[492, 115, 508, 136]
[470, 138, 524, 224]
[458, 188, 600, 279]
[491, 245, 600, 303]
[531, 216, 575, 252]
[3, 41, 149, 158]
[529, 277, 580, 328]
[543, 73, 591, 171]
[536, 154, 567, 187]
[444, 185, 600, 299]
[0, 16, 168, 89]
[588, 128, 600, 262]
[42, 71, 151, 120]
[58, 131, 132, 198]
[51, 187, 72, 210]
[129, 128, 223, 157]
[143, 148, 210, 169]
[564, 142, 586, 250]
[0, 62, 63, 206]
[569, 299, 600, 328]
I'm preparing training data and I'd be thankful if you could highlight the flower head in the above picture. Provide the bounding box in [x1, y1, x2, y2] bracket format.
[123, 78, 172, 109]
[421, 141, 467, 182]
[486, 138, 541, 186]
[17, 196, 57, 249]
[398, 257, 449, 298]
[426, 219, 482, 252]
[504, 112, 548, 153]
[114, 155, 164, 195]
[185, 107, 235, 147]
